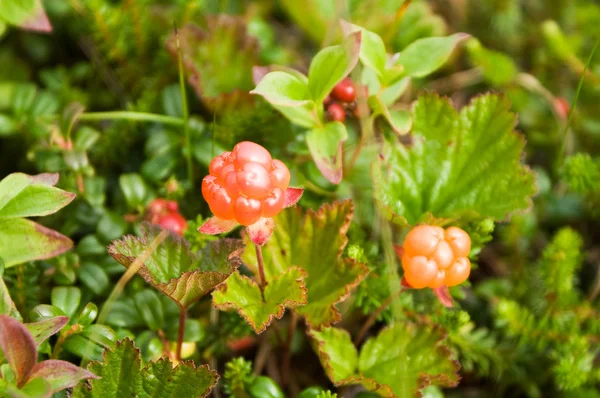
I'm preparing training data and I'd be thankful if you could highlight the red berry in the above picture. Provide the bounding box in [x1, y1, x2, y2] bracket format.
[327, 103, 345, 122]
[166, 200, 179, 213]
[148, 198, 168, 215]
[202, 141, 291, 226]
[331, 78, 356, 103]
[323, 94, 333, 106]
[553, 97, 570, 119]
[400, 225, 471, 289]
[155, 212, 187, 236]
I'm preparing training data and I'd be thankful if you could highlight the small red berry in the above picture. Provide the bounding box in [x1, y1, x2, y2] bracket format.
[166, 200, 179, 213]
[155, 212, 187, 236]
[323, 94, 333, 106]
[148, 198, 168, 215]
[327, 103, 345, 122]
[331, 78, 356, 103]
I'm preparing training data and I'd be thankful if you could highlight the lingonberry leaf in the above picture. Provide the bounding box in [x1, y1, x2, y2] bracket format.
[0, 276, 21, 320]
[0, 173, 75, 268]
[374, 93, 537, 225]
[394, 33, 470, 78]
[0, 172, 75, 219]
[308, 31, 362, 103]
[340, 20, 387, 77]
[251, 70, 318, 129]
[310, 323, 460, 397]
[306, 121, 348, 184]
[72, 339, 218, 398]
[25, 316, 69, 347]
[212, 267, 307, 333]
[242, 200, 369, 328]
[0, 315, 37, 387]
[108, 223, 243, 308]
[29, 360, 97, 394]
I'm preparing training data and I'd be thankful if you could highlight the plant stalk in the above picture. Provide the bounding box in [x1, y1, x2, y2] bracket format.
[78, 111, 184, 126]
[255, 243, 267, 301]
[176, 305, 187, 361]
[175, 24, 193, 184]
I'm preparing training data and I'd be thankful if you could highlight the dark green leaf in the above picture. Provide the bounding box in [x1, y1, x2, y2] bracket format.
[51, 287, 81, 319]
[133, 290, 164, 331]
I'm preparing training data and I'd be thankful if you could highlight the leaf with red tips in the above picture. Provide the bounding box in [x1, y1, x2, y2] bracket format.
[0, 315, 37, 387]
[283, 187, 304, 208]
[29, 360, 97, 394]
[198, 217, 238, 235]
[18, 0, 52, 33]
[242, 200, 369, 328]
[433, 286, 454, 308]
[247, 217, 275, 246]
[25, 316, 69, 347]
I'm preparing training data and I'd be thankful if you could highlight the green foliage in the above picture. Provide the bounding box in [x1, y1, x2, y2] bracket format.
[108, 223, 243, 308]
[310, 323, 460, 397]
[395, 34, 469, 78]
[242, 201, 369, 328]
[375, 93, 537, 225]
[212, 267, 307, 333]
[561, 153, 600, 195]
[71, 339, 218, 398]
[222, 357, 254, 398]
[0, 173, 75, 268]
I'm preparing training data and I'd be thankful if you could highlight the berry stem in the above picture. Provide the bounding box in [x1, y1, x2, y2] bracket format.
[176, 305, 186, 361]
[353, 287, 403, 346]
[255, 243, 267, 302]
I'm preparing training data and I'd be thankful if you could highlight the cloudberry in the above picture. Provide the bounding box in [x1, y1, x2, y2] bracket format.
[202, 142, 291, 226]
[401, 225, 471, 289]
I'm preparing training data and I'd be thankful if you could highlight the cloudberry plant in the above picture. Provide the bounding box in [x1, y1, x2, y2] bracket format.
[199, 141, 303, 245]
[399, 225, 472, 289]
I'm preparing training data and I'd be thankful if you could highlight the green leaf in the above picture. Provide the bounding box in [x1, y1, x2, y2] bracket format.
[119, 173, 150, 210]
[310, 323, 460, 397]
[0, 276, 21, 320]
[250, 71, 318, 128]
[251, 71, 311, 106]
[0, 218, 73, 268]
[466, 39, 518, 86]
[0, 173, 75, 219]
[306, 121, 348, 184]
[369, 96, 411, 135]
[212, 267, 307, 333]
[243, 200, 369, 328]
[71, 339, 218, 398]
[108, 223, 243, 308]
[25, 317, 68, 347]
[308, 31, 362, 103]
[374, 93, 537, 225]
[340, 21, 387, 76]
[133, 290, 164, 331]
[395, 33, 469, 78]
[51, 287, 81, 319]
[29, 360, 96, 394]
[0, 0, 36, 26]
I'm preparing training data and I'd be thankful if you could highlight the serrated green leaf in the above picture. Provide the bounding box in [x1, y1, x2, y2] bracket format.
[108, 223, 243, 308]
[306, 121, 348, 184]
[243, 200, 369, 328]
[0, 173, 75, 219]
[212, 267, 307, 333]
[71, 339, 217, 398]
[395, 33, 469, 78]
[310, 323, 460, 398]
[341, 21, 387, 76]
[374, 93, 536, 225]
[0, 218, 73, 268]
[308, 31, 362, 103]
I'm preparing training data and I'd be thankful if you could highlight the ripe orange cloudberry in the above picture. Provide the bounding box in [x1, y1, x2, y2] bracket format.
[399, 225, 471, 289]
[199, 141, 303, 245]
